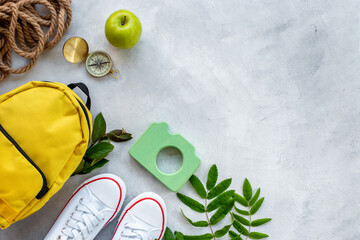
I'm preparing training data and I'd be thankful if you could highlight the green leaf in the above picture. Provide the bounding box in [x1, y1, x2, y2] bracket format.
[177, 193, 205, 213]
[231, 235, 244, 240]
[164, 227, 176, 240]
[251, 218, 272, 227]
[207, 178, 232, 199]
[183, 234, 213, 240]
[207, 190, 235, 212]
[99, 135, 110, 143]
[229, 230, 238, 238]
[250, 197, 264, 215]
[92, 113, 106, 143]
[210, 199, 234, 225]
[214, 224, 232, 238]
[175, 232, 185, 240]
[249, 188, 260, 206]
[73, 159, 85, 175]
[243, 178, 252, 201]
[107, 129, 132, 142]
[233, 220, 249, 236]
[79, 159, 109, 174]
[181, 209, 208, 227]
[86, 142, 114, 159]
[83, 158, 92, 168]
[233, 193, 248, 207]
[232, 213, 250, 226]
[100, 139, 111, 144]
[206, 164, 218, 190]
[90, 158, 105, 166]
[248, 232, 269, 239]
[234, 206, 249, 216]
[229, 230, 244, 240]
[189, 175, 207, 199]
[99, 135, 109, 140]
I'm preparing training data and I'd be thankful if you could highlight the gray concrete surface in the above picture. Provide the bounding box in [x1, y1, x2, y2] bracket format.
[0, 0, 359, 239]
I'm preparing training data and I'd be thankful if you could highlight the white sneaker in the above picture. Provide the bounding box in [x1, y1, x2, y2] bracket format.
[111, 192, 167, 240]
[44, 173, 126, 240]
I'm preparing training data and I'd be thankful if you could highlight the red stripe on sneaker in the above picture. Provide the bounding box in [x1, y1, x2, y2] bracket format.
[111, 197, 165, 240]
[50, 177, 123, 228]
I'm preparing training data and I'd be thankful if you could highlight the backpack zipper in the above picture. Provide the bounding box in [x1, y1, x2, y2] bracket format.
[0, 124, 49, 199]
[74, 98, 91, 140]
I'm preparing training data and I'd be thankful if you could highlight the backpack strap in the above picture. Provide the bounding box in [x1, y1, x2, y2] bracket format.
[68, 83, 91, 110]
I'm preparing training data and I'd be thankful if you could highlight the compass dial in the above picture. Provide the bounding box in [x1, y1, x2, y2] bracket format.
[85, 51, 113, 77]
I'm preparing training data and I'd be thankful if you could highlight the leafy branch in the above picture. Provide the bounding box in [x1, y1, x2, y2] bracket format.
[174, 165, 272, 240]
[230, 179, 271, 239]
[177, 165, 234, 240]
[72, 112, 132, 175]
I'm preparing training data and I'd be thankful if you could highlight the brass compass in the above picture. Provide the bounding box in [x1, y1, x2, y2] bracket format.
[63, 37, 120, 78]
[86, 51, 114, 78]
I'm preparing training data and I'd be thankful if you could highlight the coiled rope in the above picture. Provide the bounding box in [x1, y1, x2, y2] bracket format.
[0, 0, 72, 80]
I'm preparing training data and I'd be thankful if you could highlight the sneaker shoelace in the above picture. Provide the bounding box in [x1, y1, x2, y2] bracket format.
[119, 214, 162, 240]
[59, 198, 105, 240]
[121, 223, 149, 240]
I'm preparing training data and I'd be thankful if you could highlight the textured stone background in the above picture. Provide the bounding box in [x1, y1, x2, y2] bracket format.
[0, 0, 359, 239]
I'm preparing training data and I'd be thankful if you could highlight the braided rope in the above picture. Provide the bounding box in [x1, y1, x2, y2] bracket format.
[0, 0, 72, 80]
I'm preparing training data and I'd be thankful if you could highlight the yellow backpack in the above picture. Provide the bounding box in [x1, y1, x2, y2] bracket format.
[0, 81, 92, 229]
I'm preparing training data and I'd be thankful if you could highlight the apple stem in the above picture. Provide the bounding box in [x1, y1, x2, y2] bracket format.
[121, 16, 126, 26]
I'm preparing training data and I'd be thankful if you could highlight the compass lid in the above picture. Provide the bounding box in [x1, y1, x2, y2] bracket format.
[63, 37, 89, 63]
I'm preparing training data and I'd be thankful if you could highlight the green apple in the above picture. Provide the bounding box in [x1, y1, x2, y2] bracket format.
[105, 10, 142, 49]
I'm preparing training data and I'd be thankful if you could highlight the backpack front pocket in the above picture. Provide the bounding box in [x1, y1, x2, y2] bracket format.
[0, 124, 48, 222]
